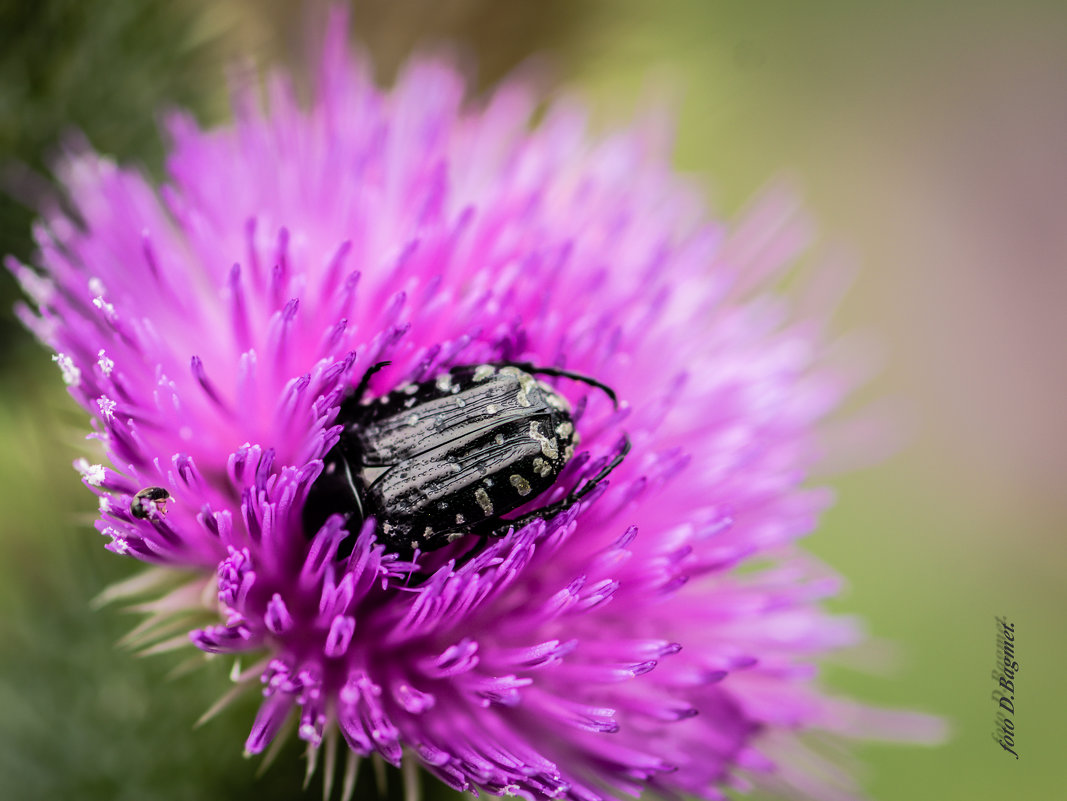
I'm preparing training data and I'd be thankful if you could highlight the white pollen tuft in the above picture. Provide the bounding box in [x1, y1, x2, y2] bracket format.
[97, 349, 114, 376]
[92, 295, 116, 317]
[15, 266, 55, 305]
[74, 458, 106, 486]
[97, 396, 116, 420]
[106, 532, 131, 554]
[52, 353, 81, 386]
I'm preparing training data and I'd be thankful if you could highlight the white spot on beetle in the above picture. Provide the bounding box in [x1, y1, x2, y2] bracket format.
[403, 384, 418, 395]
[510, 474, 532, 496]
[556, 421, 574, 439]
[533, 457, 551, 477]
[486, 403, 500, 415]
[473, 364, 496, 382]
[455, 513, 465, 525]
[406, 414, 419, 426]
[474, 487, 494, 516]
[494, 433, 505, 445]
[455, 397, 467, 408]
[423, 526, 434, 539]
[436, 373, 453, 392]
[514, 370, 536, 408]
[529, 422, 559, 459]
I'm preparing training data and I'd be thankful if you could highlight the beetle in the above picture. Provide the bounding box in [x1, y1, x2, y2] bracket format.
[130, 486, 171, 520]
[303, 361, 629, 556]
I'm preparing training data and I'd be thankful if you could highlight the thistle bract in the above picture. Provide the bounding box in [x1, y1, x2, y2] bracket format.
[10, 13, 942, 801]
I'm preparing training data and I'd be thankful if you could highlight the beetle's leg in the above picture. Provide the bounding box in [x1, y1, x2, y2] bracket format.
[503, 362, 620, 410]
[442, 433, 628, 571]
[500, 435, 632, 530]
[339, 360, 391, 419]
[554, 433, 631, 506]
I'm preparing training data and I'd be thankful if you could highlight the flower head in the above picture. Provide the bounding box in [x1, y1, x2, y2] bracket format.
[9, 12, 942, 801]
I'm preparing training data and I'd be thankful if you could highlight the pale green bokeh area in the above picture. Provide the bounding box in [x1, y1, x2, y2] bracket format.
[564, 2, 1065, 800]
[2, 2, 1063, 800]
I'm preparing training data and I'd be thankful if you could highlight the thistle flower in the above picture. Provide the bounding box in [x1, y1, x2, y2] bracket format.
[9, 12, 942, 801]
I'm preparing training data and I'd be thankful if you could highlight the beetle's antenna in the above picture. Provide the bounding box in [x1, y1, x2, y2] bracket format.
[571, 435, 631, 502]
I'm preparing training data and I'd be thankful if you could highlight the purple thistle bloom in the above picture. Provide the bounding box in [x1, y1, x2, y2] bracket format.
[9, 13, 942, 801]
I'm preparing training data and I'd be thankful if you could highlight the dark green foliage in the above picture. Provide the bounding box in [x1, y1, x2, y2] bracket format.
[0, 0, 225, 371]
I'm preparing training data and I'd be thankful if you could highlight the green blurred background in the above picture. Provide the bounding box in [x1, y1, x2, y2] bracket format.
[1, 1, 1062, 799]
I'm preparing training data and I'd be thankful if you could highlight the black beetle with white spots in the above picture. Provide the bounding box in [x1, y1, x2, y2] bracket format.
[303, 362, 629, 556]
